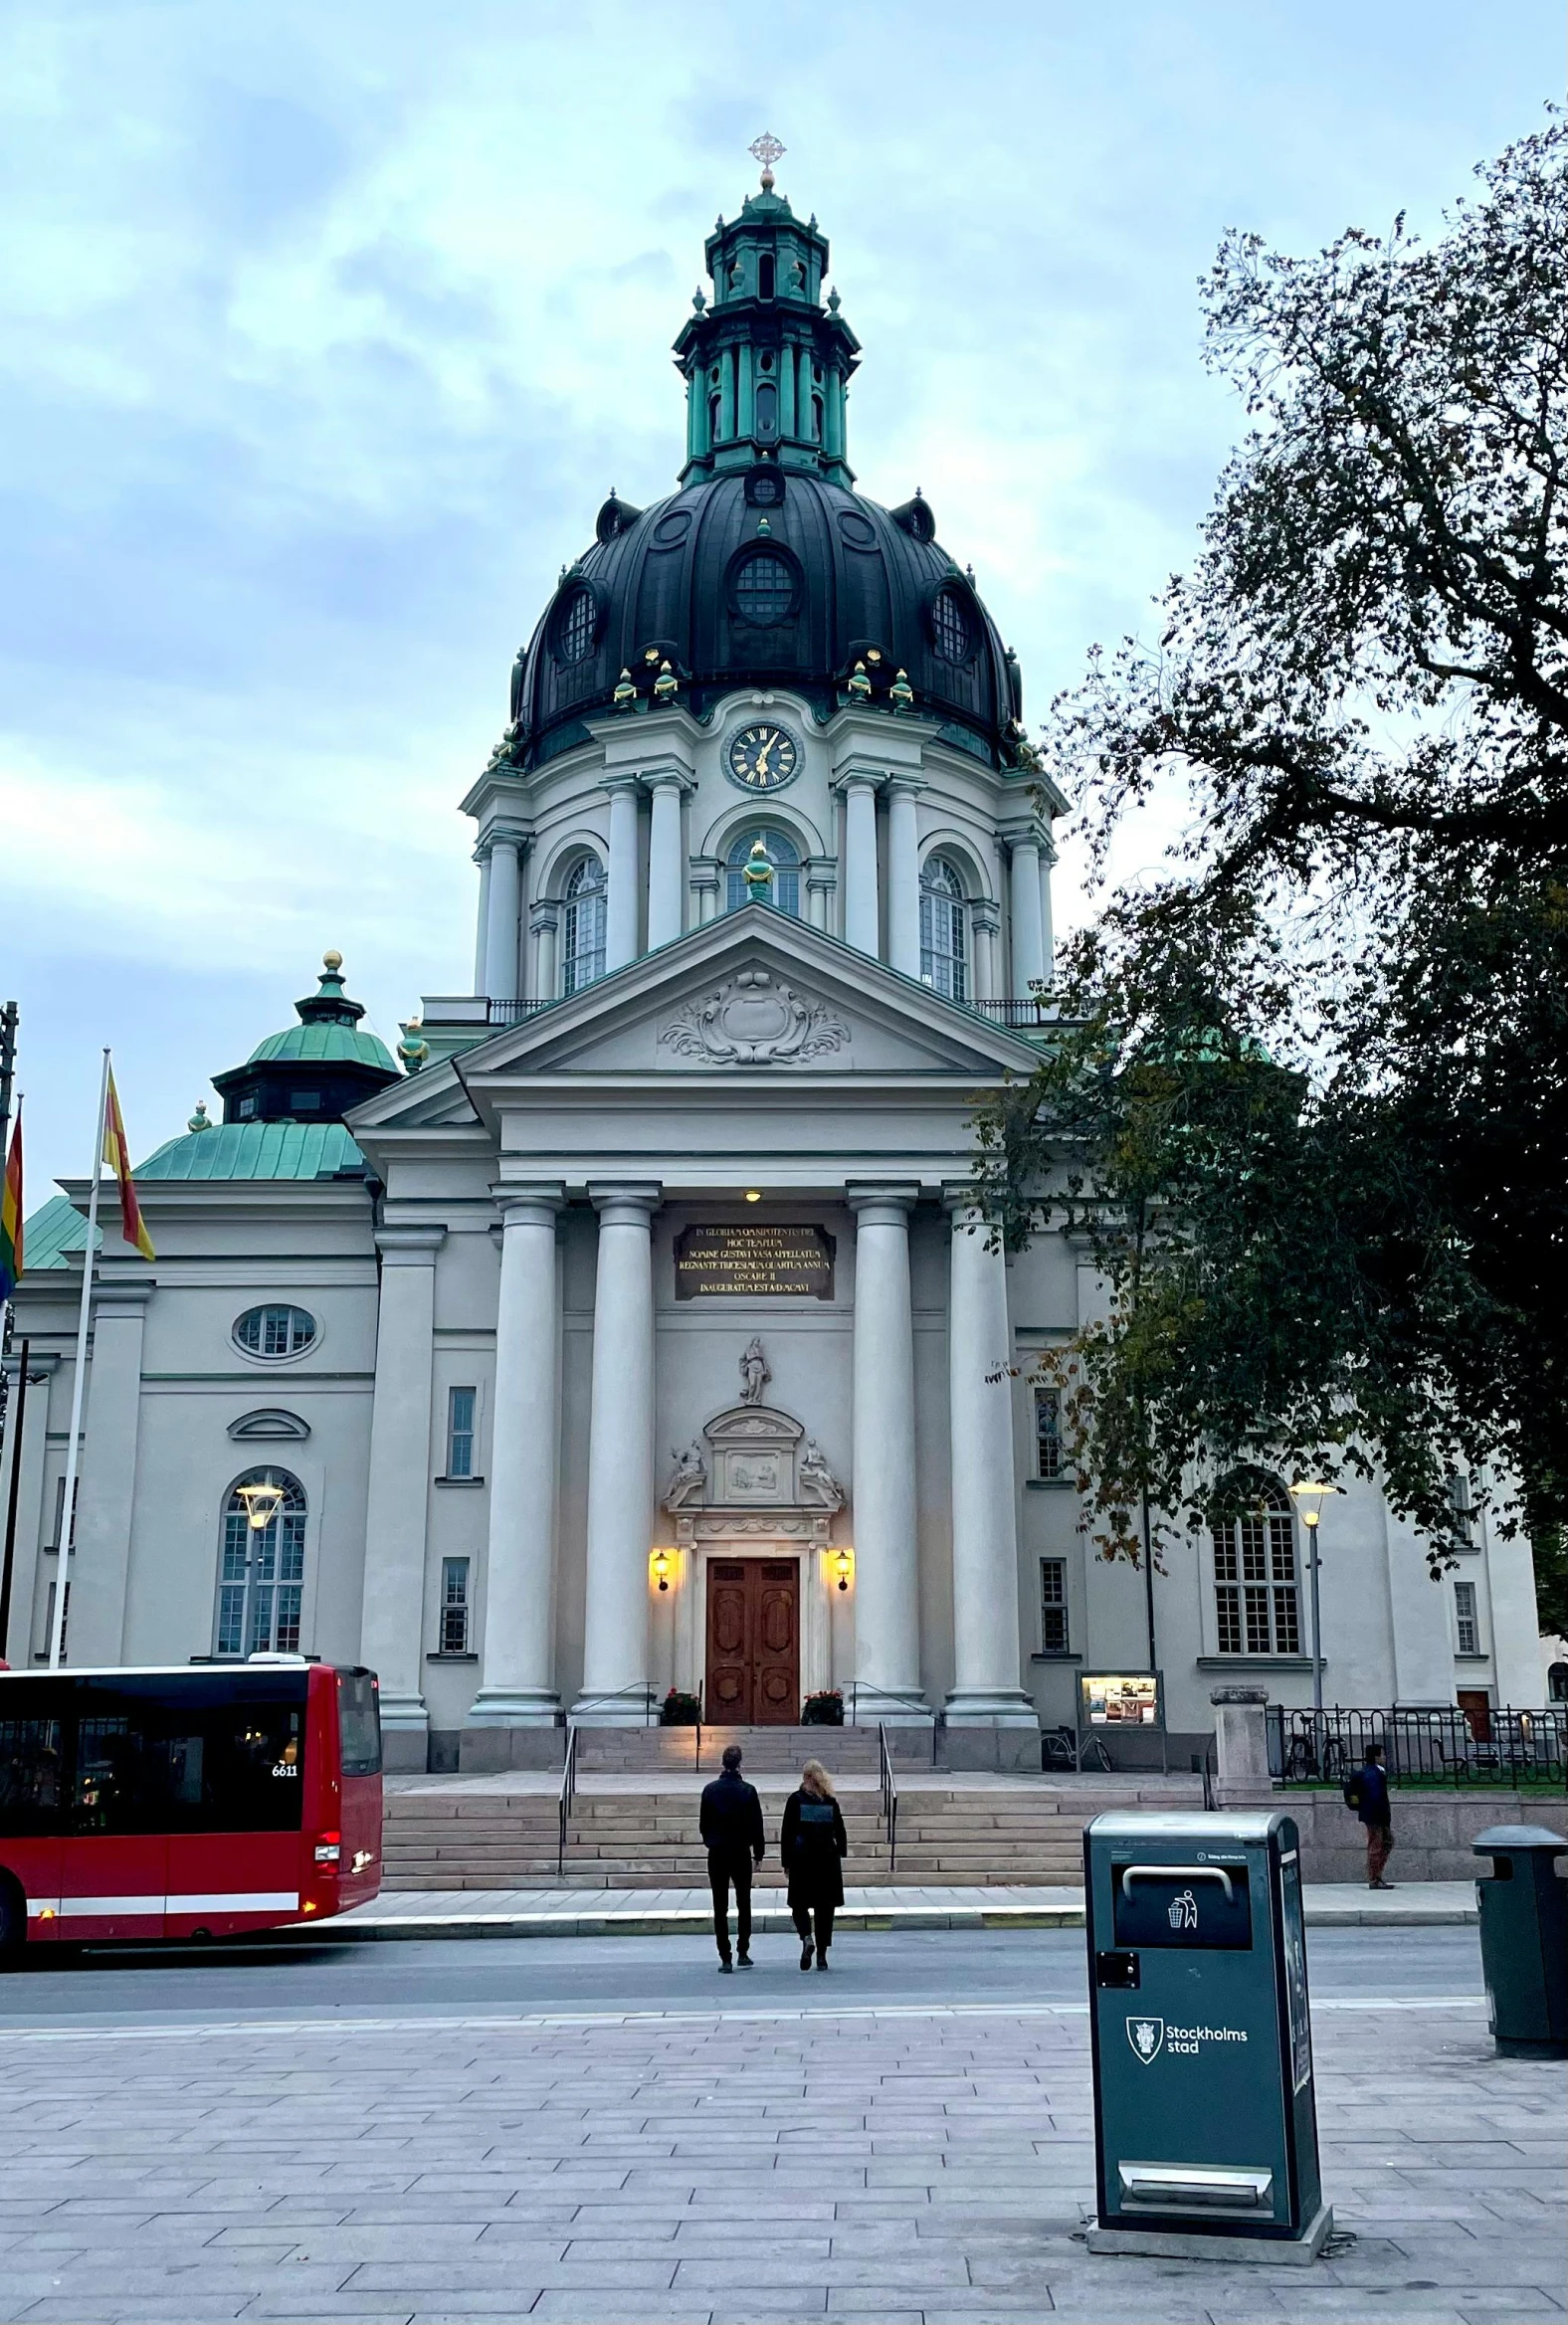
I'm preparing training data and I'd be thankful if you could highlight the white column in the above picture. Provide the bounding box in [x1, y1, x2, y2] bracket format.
[58, 1277, 151, 1665]
[848, 1187, 928, 1722]
[841, 777, 881, 956]
[1039, 841, 1056, 986]
[605, 778, 641, 970]
[1007, 832, 1046, 994]
[646, 776, 686, 951]
[530, 903, 559, 1004]
[944, 1200, 1037, 1728]
[473, 845, 492, 994]
[573, 1185, 661, 1720]
[360, 1227, 445, 1751]
[972, 906, 1000, 1003]
[469, 1189, 565, 1727]
[0, 1348, 57, 1665]
[887, 779, 921, 978]
[484, 830, 524, 1002]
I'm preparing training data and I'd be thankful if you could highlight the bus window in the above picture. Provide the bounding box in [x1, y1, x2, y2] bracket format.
[0, 1713, 64, 1835]
[74, 1709, 163, 1834]
[337, 1669, 382, 1778]
[199, 1702, 306, 1832]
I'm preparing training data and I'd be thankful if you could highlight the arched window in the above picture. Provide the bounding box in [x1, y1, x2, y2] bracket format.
[1549, 1661, 1568, 1704]
[561, 855, 607, 994]
[216, 1469, 306, 1658]
[1212, 1476, 1300, 1656]
[726, 826, 801, 915]
[919, 856, 968, 999]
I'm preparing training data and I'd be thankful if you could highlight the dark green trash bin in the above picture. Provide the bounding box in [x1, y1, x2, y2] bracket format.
[1471, 1825, 1568, 2058]
[1083, 1811, 1330, 2263]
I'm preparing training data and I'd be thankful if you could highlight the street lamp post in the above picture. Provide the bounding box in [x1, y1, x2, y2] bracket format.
[1288, 1480, 1333, 1719]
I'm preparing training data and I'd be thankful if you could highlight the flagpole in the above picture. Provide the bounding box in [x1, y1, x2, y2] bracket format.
[49, 1049, 109, 1670]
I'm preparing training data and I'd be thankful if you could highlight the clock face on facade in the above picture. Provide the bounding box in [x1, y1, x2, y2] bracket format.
[726, 723, 800, 792]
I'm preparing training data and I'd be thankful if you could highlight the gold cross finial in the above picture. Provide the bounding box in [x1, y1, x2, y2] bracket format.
[748, 130, 785, 189]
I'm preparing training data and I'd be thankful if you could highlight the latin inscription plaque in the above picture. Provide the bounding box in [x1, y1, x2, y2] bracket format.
[674, 1223, 835, 1301]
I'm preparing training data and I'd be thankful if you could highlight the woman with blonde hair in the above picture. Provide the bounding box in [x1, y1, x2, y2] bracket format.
[780, 1757, 848, 1970]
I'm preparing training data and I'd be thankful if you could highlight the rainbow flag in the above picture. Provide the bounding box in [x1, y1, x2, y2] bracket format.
[102, 1068, 154, 1262]
[0, 1103, 21, 1302]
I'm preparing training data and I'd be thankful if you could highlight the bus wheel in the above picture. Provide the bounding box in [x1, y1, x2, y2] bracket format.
[0, 1878, 23, 1964]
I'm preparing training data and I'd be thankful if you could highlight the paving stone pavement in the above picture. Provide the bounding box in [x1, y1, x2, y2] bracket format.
[0, 1997, 1560, 2324]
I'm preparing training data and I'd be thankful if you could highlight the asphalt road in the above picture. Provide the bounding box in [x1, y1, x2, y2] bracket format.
[0, 1920, 1483, 2030]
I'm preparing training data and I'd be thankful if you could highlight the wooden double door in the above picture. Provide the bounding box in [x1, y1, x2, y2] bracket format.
[705, 1558, 800, 1725]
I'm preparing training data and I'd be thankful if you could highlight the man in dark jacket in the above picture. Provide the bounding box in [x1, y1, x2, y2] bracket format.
[1346, 1741, 1395, 1888]
[699, 1743, 765, 1970]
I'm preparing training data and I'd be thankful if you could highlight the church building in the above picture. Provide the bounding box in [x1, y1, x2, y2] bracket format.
[3, 160, 1543, 1768]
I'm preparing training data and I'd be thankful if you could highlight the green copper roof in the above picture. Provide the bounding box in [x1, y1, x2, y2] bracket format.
[19, 1192, 98, 1270]
[247, 1021, 397, 1071]
[18, 1126, 366, 1272]
[136, 1122, 367, 1181]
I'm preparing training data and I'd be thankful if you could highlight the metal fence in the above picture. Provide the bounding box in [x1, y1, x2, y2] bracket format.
[1269, 1704, 1567, 1790]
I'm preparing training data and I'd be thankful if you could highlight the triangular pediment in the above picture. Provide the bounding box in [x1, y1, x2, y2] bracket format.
[433, 909, 1041, 1092]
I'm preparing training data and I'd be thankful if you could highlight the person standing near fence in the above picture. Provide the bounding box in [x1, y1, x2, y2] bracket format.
[699, 1742, 765, 1971]
[1344, 1739, 1396, 1888]
[782, 1758, 848, 1970]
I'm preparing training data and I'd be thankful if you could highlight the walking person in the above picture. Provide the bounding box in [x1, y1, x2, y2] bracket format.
[699, 1742, 765, 1972]
[1344, 1739, 1396, 1888]
[781, 1758, 848, 1971]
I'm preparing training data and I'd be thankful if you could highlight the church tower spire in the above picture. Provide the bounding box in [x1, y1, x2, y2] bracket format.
[673, 136, 861, 486]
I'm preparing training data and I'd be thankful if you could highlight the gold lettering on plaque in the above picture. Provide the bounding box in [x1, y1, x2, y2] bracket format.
[674, 1224, 834, 1301]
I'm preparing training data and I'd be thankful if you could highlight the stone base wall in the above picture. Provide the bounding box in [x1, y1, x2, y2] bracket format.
[1285, 1790, 1568, 1882]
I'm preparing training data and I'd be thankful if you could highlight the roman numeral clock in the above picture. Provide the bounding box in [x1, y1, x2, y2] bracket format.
[727, 723, 800, 791]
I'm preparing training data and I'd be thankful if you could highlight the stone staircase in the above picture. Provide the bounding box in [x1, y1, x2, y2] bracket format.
[573, 1724, 918, 1776]
[382, 1746, 1197, 1892]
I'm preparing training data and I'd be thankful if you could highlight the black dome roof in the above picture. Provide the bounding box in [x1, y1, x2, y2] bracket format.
[505, 467, 1023, 773]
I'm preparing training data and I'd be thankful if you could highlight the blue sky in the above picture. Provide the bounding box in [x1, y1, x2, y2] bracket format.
[2, 0, 1562, 1196]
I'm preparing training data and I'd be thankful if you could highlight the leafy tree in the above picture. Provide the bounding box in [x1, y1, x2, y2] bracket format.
[978, 121, 1568, 1596]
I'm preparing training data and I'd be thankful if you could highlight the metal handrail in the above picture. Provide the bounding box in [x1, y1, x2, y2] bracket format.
[878, 1721, 898, 1877]
[556, 1719, 579, 1879]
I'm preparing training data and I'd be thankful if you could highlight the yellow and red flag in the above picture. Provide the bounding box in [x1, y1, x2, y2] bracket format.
[102, 1068, 154, 1261]
[0, 1101, 22, 1302]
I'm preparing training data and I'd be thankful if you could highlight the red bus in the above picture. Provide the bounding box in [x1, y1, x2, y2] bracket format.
[0, 1659, 382, 1954]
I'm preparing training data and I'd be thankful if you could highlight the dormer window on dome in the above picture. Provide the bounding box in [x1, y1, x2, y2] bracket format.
[554, 584, 597, 665]
[931, 584, 973, 665]
[731, 549, 797, 627]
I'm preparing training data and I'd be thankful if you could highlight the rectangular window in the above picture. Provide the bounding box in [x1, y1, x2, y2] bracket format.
[1040, 1559, 1070, 1654]
[1035, 1389, 1063, 1480]
[1449, 1472, 1475, 1545]
[441, 1558, 471, 1655]
[1215, 1500, 1299, 1656]
[48, 1474, 79, 1551]
[447, 1387, 477, 1478]
[1455, 1579, 1480, 1655]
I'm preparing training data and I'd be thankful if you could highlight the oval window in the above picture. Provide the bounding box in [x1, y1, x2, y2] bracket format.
[731, 550, 797, 626]
[553, 585, 597, 666]
[234, 1305, 317, 1361]
[838, 509, 877, 548]
[654, 508, 692, 546]
[931, 583, 972, 664]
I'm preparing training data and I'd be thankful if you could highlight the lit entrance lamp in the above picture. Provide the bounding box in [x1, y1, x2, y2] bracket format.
[236, 1478, 287, 1531]
[1287, 1479, 1335, 1716]
[650, 1547, 673, 1594]
[832, 1547, 854, 1594]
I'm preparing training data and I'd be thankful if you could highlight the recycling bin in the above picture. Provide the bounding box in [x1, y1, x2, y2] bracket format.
[1471, 1825, 1568, 2058]
[1083, 1810, 1330, 2261]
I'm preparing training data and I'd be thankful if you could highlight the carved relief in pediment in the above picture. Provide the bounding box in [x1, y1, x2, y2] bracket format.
[659, 969, 851, 1066]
